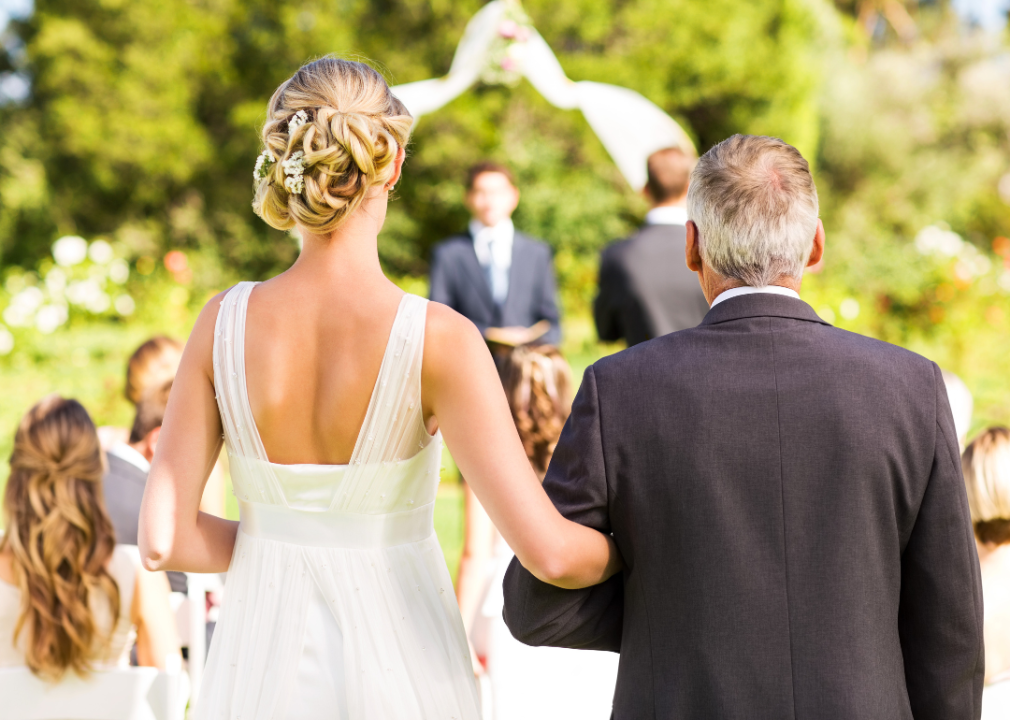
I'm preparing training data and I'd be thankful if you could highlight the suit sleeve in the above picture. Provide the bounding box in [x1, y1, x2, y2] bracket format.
[502, 365, 623, 651]
[898, 363, 984, 720]
[594, 247, 624, 343]
[428, 244, 454, 309]
[535, 244, 562, 345]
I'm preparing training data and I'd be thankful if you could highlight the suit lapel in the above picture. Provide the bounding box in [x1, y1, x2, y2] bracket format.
[460, 231, 496, 315]
[501, 232, 532, 323]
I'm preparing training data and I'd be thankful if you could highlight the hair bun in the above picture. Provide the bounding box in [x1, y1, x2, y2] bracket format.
[253, 57, 413, 235]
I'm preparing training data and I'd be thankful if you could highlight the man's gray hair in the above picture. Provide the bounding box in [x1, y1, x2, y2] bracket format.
[686, 135, 819, 287]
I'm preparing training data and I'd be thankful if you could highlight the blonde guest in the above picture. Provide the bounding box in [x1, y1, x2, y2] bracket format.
[459, 346, 619, 720]
[0, 396, 179, 678]
[100, 336, 225, 519]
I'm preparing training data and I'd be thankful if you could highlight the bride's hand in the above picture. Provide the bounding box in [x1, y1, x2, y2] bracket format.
[422, 304, 622, 590]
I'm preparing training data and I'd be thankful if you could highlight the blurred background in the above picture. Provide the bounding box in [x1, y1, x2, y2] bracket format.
[1, 0, 1009, 574]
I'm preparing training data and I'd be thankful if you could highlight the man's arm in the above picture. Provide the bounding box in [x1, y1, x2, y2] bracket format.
[594, 247, 625, 343]
[503, 365, 623, 651]
[534, 244, 561, 346]
[898, 363, 984, 719]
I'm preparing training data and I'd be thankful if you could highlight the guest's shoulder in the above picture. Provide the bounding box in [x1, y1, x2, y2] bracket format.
[514, 231, 553, 256]
[431, 234, 472, 255]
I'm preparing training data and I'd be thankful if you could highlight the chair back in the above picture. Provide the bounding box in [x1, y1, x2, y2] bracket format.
[0, 666, 186, 720]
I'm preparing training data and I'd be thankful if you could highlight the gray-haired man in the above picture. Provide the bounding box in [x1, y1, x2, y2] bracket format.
[503, 135, 984, 719]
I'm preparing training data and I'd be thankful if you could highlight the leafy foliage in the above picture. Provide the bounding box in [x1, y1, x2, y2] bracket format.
[0, 0, 829, 294]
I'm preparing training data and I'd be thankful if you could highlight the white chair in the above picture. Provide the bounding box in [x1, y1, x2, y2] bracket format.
[0, 665, 188, 720]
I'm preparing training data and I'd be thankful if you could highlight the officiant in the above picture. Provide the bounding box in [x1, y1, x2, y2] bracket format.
[429, 162, 561, 352]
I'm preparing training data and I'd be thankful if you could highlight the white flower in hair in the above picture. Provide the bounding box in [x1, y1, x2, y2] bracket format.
[288, 110, 309, 132]
[254, 149, 276, 182]
[283, 150, 306, 194]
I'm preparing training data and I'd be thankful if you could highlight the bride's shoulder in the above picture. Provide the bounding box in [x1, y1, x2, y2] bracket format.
[423, 302, 488, 375]
[178, 284, 243, 376]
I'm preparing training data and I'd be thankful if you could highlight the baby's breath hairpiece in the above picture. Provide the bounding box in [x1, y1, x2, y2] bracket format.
[283, 151, 306, 194]
[254, 150, 276, 182]
[288, 110, 309, 133]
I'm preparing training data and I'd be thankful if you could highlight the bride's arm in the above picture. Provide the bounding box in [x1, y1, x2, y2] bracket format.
[138, 293, 240, 573]
[423, 303, 622, 589]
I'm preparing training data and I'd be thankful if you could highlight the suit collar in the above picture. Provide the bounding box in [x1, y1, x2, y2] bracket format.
[700, 292, 830, 327]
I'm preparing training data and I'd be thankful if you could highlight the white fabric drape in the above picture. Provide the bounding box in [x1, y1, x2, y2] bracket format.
[390, 0, 695, 190]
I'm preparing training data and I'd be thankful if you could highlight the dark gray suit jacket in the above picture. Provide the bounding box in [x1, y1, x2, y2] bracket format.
[504, 293, 984, 720]
[595, 223, 709, 347]
[104, 451, 187, 594]
[429, 230, 561, 345]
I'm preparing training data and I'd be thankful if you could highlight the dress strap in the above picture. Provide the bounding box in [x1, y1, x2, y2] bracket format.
[212, 283, 287, 503]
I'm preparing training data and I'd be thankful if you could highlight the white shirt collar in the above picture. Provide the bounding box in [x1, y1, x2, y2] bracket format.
[644, 205, 688, 226]
[710, 285, 801, 308]
[107, 442, 151, 474]
[469, 217, 514, 269]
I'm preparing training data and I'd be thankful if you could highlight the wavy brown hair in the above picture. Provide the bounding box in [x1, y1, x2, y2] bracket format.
[1, 395, 120, 680]
[500, 346, 573, 480]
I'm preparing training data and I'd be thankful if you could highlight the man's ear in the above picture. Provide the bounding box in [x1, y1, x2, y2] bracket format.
[806, 219, 825, 269]
[685, 220, 704, 273]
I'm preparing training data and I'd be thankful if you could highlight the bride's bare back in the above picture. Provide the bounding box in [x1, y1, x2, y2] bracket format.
[244, 272, 406, 465]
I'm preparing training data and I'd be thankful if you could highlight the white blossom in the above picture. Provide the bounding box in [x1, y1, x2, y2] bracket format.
[88, 239, 114, 264]
[114, 294, 136, 316]
[52, 236, 89, 267]
[283, 151, 306, 194]
[288, 110, 309, 133]
[45, 267, 67, 294]
[66, 279, 103, 307]
[35, 304, 68, 334]
[254, 149, 276, 181]
[0, 327, 13, 355]
[108, 258, 130, 284]
[840, 298, 860, 320]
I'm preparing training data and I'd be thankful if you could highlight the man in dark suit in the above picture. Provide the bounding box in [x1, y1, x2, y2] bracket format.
[504, 135, 984, 719]
[595, 147, 709, 346]
[104, 380, 187, 593]
[430, 162, 560, 348]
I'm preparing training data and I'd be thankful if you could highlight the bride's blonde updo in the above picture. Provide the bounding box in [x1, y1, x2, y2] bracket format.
[253, 57, 413, 234]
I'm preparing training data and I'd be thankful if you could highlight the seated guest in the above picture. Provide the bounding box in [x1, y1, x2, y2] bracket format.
[0, 395, 179, 677]
[104, 380, 188, 594]
[594, 147, 709, 346]
[963, 427, 1010, 696]
[458, 345, 619, 719]
[430, 162, 561, 352]
[98, 336, 183, 450]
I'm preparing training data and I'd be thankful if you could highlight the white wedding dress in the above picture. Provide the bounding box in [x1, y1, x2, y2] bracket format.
[196, 283, 480, 720]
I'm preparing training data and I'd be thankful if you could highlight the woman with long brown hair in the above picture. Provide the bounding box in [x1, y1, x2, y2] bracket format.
[0, 395, 178, 679]
[459, 345, 619, 719]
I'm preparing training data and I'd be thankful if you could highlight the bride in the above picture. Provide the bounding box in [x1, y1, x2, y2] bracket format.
[138, 57, 621, 719]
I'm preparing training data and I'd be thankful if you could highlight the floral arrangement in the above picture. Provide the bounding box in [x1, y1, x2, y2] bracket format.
[480, 2, 534, 87]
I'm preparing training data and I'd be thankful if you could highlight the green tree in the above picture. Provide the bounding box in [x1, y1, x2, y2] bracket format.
[0, 0, 832, 308]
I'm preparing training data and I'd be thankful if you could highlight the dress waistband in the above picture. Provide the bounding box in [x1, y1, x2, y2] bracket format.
[238, 500, 435, 549]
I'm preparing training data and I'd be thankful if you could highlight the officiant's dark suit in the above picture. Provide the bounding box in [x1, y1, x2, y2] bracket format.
[429, 230, 561, 346]
[429, 162, 560, 346]
[504, 137, 983, 720]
